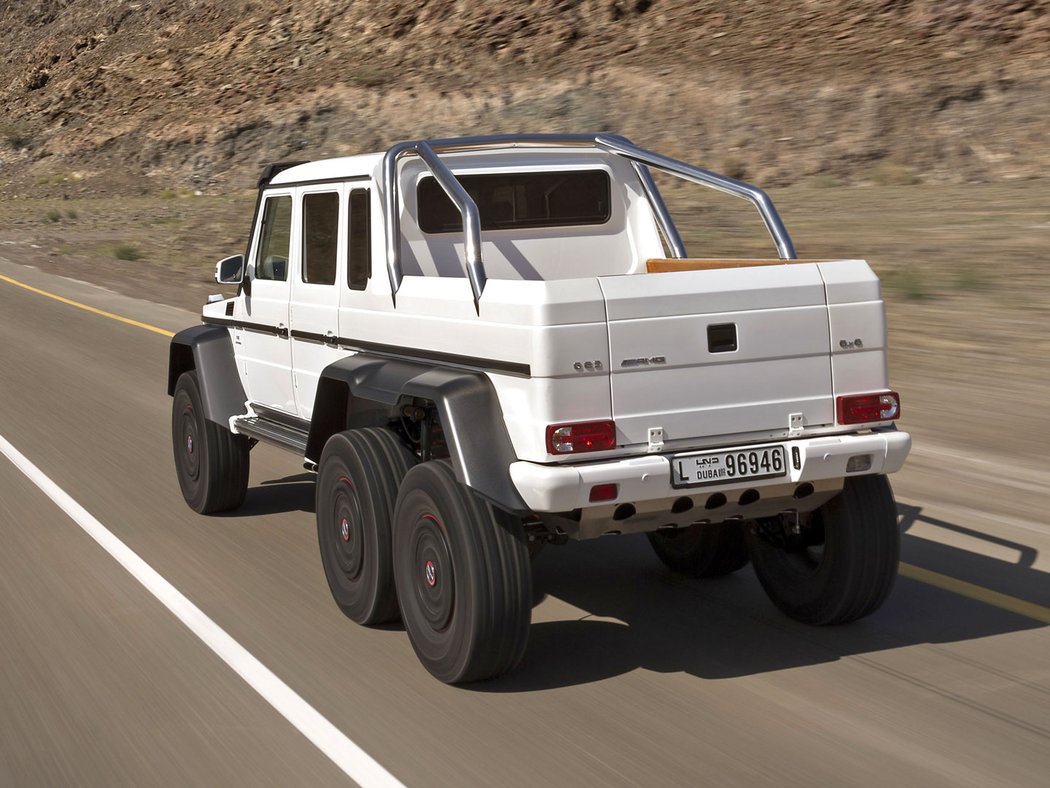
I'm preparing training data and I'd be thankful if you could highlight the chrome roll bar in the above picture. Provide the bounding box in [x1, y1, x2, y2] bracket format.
[593, 135, 797, 261]
[381, 133, 797, 311]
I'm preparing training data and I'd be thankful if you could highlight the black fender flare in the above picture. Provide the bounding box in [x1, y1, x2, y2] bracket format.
[168, 325, 248, 426]
[307, 354, 528, 513]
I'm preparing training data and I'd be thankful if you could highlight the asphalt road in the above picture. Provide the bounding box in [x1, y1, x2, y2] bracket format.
[1, 256, 1048, 787]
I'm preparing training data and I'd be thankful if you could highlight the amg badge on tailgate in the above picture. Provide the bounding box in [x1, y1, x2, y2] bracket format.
[620, 356, 667, 368]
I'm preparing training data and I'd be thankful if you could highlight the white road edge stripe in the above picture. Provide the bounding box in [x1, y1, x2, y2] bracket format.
[0, 432, 404, 788]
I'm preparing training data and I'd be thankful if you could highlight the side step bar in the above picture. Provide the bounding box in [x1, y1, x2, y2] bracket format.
[234, 414, 308, 456]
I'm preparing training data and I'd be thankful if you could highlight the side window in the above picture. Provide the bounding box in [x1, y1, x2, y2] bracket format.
[347, 188, 371, 291]
[255, 195, 292, 281]
[302, 192, 339, 285]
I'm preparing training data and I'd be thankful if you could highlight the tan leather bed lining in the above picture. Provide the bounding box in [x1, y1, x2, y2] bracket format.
[646, 258, 832, 273]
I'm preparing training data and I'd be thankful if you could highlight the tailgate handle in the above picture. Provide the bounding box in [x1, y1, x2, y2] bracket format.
[707, 323, 738, 353]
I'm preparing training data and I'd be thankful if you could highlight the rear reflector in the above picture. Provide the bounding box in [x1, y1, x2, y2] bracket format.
[837, 391, 900, 425]
[546, 420, 616, 454]
[846, 454, 873, 473]
[589, 483, 619, 502]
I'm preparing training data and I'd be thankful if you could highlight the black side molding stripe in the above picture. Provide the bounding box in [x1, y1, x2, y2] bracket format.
[203, 317, 531, 377]
[290, 329, 329, 344]
[202, 316, 287, 337]
[334, 336, 531, 377]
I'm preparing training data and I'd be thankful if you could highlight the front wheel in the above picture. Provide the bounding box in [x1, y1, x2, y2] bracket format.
[171, 370, 250, 514]
[746, 474, 900, 625]
[393, 460, 531, 683]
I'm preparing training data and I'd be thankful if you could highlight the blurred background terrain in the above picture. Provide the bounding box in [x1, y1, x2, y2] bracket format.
[1, 0, 1048, 190]
[1, 0, 1047, 459]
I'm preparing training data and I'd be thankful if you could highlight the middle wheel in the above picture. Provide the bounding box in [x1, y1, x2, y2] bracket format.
[647, 521, 750, 578]
[316, 428, 415, 625]
[393, 460, 531, 684]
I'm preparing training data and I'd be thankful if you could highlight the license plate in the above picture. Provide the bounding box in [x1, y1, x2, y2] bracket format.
[671, 444, 788, 488]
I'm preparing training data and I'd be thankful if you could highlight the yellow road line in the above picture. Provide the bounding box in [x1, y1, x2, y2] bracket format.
[3, 274, 1048, 627]
[0, 273, 176, 338]
[900, 562, 1050, 624]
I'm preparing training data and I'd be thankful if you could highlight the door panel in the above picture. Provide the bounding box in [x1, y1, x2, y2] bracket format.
[290, 187, 345, 419]
[241, 193, 295, 412]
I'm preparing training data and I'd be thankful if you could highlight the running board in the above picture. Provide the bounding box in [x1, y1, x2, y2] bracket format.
[234, 414, 309, 456]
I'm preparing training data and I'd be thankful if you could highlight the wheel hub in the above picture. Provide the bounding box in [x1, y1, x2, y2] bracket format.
[412, 515, 454, 631]
[179, 406, 200, 482]
[332, 478, 364, 581]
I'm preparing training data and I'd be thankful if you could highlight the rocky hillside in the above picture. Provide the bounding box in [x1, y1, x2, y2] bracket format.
[1, 0, 1047, 194]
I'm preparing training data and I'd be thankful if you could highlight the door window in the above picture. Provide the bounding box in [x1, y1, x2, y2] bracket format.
[302, 192, 339, 285]
[255, 195, 292, 281]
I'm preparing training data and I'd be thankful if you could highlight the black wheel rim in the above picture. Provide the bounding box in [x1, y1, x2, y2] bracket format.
[331, 475, 365, 581]
[179, 402, 201, 482]
[411, 513, 454, 632]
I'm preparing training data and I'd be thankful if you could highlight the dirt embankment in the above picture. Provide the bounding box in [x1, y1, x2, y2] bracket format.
[1, 1, 1048, 196]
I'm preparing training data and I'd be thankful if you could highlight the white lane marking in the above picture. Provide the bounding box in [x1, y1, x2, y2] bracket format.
[0, 433, 404, 788]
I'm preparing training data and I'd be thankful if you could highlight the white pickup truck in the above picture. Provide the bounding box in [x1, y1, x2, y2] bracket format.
[168, 133, 910, 683]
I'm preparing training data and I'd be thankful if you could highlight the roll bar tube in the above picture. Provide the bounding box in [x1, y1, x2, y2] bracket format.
[381, 133, 797, 311]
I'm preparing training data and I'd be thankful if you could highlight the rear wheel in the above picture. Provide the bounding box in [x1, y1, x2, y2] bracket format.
[171, 370, 249, 514]
[647, 521, 750, 578]
[393, 460, 531, 683]
[746, 474, 900, 625]
[316, 428, 415, 625]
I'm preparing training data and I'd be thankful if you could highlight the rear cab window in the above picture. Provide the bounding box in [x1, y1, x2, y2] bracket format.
[347, 188, 371, 290]
[417, 170, 611, 233]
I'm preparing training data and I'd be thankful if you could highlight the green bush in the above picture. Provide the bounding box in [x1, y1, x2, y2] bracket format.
[721, 157, 748, 180]
[953, 266, 990, 292]
[885, 266, 929, 300]
[113, 243, 143, 261]
[45, 209, 61, 223]
[868, 162, 920, 186]
[809, 174, 842, 188]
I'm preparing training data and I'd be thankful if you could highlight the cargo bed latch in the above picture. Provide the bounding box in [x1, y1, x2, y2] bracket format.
[788, 413, 804, 436]
[647, 427, 665, 453]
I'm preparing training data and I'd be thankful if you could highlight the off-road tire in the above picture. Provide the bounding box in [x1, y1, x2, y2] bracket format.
[171, 370, 250, 514]
[316, 428, 415, 625]
[746, 474, 900, 625]
[647, 521, 750, 578]
[393, 460, 531, 684]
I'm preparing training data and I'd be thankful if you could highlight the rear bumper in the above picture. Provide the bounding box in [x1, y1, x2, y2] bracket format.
[509, 430, 911, 513]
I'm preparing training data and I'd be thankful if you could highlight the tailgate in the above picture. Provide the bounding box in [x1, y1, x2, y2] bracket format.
[598, 264, 834, 447]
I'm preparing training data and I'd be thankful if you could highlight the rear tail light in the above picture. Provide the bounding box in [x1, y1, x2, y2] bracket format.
[836, 391, 901, 425]
[546, 420, 616, 454]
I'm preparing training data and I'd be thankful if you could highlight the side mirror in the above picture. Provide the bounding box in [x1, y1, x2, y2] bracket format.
[215, 254, 244, 284]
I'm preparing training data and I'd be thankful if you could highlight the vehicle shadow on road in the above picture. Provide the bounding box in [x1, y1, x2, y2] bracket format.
[216, 474, 316, 517]
[475, 503, 1047, 693]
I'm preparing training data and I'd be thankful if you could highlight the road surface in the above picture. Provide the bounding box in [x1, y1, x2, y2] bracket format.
[1, 256, 1048, 787]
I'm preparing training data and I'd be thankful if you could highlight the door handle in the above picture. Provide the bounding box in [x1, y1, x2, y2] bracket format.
[325, 330, 337, 346]
[277, 323, 289, 338]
